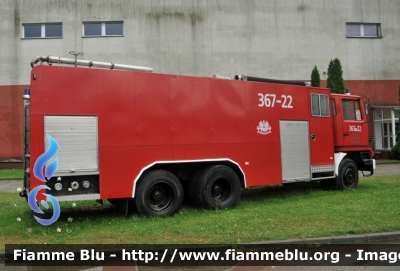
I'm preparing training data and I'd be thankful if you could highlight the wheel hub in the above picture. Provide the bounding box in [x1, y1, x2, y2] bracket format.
[147, 183, 173, 211]
[344, 168, 355, 185]
[152, 190, 163, 201]
[211, 178, 232, 202]
[213, 184, 222, 195]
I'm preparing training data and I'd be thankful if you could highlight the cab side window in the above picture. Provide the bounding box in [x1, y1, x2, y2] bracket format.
[342, 100, 362, 120]
[331, 99, 337, 116]
[311, 94, 330, 117]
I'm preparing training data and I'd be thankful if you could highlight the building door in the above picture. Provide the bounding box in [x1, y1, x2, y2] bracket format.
[373, 107, 399, 150]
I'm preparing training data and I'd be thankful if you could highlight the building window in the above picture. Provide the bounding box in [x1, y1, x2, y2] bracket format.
[346, 23, 381, 38]
[23, 23, 62, 39]
[311, 94, 330, 117]
[83, 22, 123, 37]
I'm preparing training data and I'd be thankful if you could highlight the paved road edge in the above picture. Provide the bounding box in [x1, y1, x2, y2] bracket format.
[250, 231, 400, 244]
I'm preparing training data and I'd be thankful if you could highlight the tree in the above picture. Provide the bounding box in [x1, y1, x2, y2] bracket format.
[326, 60, 335, 90]
[326, 58, 345, 94]
[311, 66, 321, 87]
[332, 58, 345, 94]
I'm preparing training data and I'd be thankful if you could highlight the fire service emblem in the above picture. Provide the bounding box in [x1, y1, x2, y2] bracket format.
[257, 120, 272, 135]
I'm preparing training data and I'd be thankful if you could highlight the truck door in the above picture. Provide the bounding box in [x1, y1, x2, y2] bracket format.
[340, 98, 369, 147]
[308, 89, 335, 167]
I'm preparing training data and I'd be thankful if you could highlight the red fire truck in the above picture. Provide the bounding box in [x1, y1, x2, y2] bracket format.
[21, 55, 375, 217]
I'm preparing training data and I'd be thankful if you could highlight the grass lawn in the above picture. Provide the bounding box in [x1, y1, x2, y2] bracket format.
[0, 169, 23, 179]
[1, 175, 400, 251]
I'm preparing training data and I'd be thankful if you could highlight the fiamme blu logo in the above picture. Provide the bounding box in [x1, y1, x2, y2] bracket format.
[28, 134, 61, 226]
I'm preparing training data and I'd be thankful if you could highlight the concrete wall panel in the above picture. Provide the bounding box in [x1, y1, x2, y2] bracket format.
[0, 0, 399, 86]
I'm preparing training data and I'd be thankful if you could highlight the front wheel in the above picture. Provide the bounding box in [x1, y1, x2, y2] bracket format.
[337, 158, 359, 190]
[133, 170, 184, 217]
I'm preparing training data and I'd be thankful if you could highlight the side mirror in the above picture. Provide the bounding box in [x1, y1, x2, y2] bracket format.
[364, 102, 371, 115]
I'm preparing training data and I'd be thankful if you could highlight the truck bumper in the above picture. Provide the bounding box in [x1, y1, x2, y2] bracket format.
[360, 157, 375, 177]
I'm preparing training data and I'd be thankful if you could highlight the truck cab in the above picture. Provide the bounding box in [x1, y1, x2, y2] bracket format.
[331, 94, 374, 178]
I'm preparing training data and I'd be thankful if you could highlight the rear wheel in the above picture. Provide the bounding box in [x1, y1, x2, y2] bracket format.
[195, 165, 241, 210]
[133, 170, 184, 217]
[337, 158, 358, 190]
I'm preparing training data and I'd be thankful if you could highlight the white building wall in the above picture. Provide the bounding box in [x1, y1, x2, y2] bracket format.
[1, 0, 400, 86]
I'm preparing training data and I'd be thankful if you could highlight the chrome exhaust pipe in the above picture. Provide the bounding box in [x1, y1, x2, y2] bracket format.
[212, 74, 232, 80]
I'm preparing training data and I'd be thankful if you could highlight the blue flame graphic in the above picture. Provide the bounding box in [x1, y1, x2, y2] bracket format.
[33, 135, 59, 182]
[28, 185, 61, 226]
[28, 134, 61, 226]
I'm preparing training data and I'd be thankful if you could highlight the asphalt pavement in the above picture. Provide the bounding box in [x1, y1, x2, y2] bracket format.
[369, 162, 400, 176]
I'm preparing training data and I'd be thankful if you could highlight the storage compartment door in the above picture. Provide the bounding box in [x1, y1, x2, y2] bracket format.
[44, 116, 98, 175]
[280, 120, 311, 182]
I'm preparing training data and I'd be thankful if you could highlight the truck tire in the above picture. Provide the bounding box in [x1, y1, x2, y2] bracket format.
[337, 158, 358, 190]
[186, 167, 206, 207]
[195, 165, 241, 210]
[133, 170, 184, 217]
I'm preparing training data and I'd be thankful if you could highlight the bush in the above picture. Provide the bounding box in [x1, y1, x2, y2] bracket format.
[391, 142, 400, 160]
[392, 125, 400, 159]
